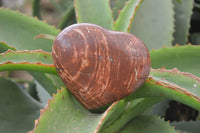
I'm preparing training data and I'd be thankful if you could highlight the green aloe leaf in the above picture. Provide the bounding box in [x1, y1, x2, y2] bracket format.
[29, 72, 64, 95]
[151, 99, 171, 116]
[173, 0, 194, 45]
[31, 88, 124, 133]
[100, 97, 164, 133]
[0, 48, 61, 95]
[0, 42, 16, 53]
[31, 86, 164, 133]
[32, 68, 200, 132]
[150, 45, 200, 77]
[27, 81, 40, 102]
[0, 50, 56, 74]
[0, 50, 52, 64]
[0, 8, 63, 95]
[31, 88, 163, 133]
[0, 8, 59, 52]
[58, 4, 76, 29]
[126, 68, 200, 111]
[114, 0, 143, 32]
[171, 121, 200, 133]
[110, 0, 128, 20]
[74, 0, 113, 30]
[0, 48, 64, 95]
[0, 76, 43, 133]
[130, 0, 174, 50]
[31, 80, 52, 105]
[120, 115, 178, 133]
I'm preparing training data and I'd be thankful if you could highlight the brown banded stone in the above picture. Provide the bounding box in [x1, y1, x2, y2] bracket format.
[52, 23, 151, 109]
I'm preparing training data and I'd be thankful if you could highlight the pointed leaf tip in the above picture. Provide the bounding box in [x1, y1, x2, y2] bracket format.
[34, 34, 56, 41]
[114, 0, 143, 32]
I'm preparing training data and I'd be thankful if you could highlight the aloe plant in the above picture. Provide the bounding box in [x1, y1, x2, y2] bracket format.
[0, 0, 200, 133]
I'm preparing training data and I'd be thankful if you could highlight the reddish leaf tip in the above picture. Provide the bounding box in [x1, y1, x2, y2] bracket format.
[95, 101, 119, 133]
[175, 43, 179, 46]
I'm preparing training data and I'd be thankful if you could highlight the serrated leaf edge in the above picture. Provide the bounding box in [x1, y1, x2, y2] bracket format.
[0, 61, 53, 66]
[0, 50, 56, 74]
[114, 0, 143, 32]
[150, 43, 199, 52]
[30, 87, 120, 133]
[149, 68, 200, 102]
[0, 49, 53, 65]
[172, 0, 194, 45]
[29, 88, 64, 133]
[0, 7, 60, 31]
[151, 68, 200, 82]
[0, 41, 17, 51]
[0, 49, 51, 55]
[154, 115, 178, 132]
[95, 101, 119, 133]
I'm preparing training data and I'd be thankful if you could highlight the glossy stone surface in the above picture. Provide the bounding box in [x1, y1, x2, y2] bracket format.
[52, 23, 151, 109]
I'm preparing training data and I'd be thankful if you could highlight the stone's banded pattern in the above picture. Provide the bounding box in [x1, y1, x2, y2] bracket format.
[52, 23, 151, 109]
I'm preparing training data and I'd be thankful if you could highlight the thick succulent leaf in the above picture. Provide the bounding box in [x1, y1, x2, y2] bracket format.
[126, 68, 200, 111]
[110, 0, 128, 20]
[74, 0, 113, 30]
[29, 72, 64, 95]
[32, 89, 163, 133]
[100, 97, 164, 133]
[31, 87, 125, 133]
[0, 76, 43, 133]
[151, 99, 171, 116]
[29, 71, 64, 98]
[44, 74, 65, 89]
[171, 121, 200, 133]
[0, 42, 16, 53]
[0, 49, 61, 95]
[0, 8, 62, 97]
[0, 50, 52, 64]
[26, 80, 53, 105]
[150, 45, 200, 77]
[130, 0, 174, 50]
[58, 5, 76, 29]
[150, 68, 200, 95]
[0, 50, 56, 74]
[0, 8, 59, 52]
[119, 115, 178, 133]
[33, 80, 52, 105]
[114, 0, 143, 32]
[97, 101, 127, 132]
[173, 0, 194, 45]
[32, 68, 200, 132]
[27, 81, 40, 102]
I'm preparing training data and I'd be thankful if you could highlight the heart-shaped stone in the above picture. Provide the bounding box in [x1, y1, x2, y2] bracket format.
[52, 23, 151, 109]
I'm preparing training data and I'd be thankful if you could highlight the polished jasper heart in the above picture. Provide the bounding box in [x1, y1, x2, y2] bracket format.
[52, 23, 151, 109]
